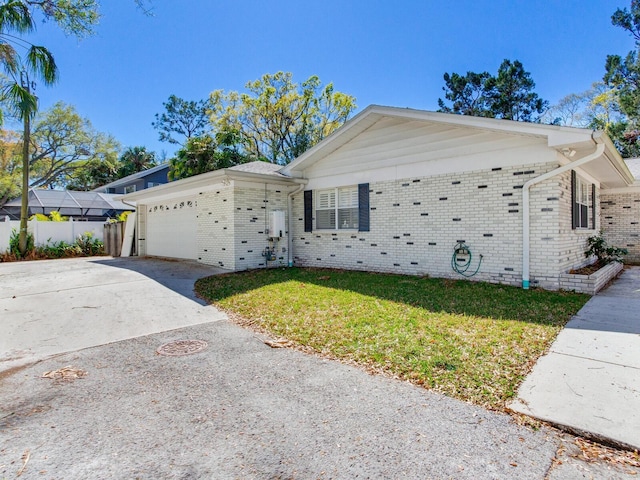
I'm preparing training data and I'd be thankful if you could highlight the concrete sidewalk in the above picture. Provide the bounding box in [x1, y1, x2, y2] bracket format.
[510, 266, 640, 450]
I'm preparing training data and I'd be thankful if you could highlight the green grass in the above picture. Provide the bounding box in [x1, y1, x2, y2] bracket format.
[195, 268, 589, 409]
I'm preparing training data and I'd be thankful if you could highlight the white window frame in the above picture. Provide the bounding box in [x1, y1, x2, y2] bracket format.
[147, 182, 162, 188]
[124, 185, 137, 194]
[315, 186, 359, 230]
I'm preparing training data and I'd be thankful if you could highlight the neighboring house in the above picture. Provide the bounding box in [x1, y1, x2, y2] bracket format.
[121, 105, 640, 290]
[93, 163, 170, 195]
[0, 189, 130, 221]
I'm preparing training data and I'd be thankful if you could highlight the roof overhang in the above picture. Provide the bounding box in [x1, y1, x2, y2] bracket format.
[280, 104, 637, 189]
[118, 168, 304, 205]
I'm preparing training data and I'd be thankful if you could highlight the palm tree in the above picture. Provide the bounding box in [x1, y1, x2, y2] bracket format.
[0, 0, 58, 255]
[118, 146, 157, 177]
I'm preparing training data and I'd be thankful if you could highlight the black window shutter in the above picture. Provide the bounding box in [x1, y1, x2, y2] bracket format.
[358, 183, 370, 232]
[591, 183, 596, 230]
[571, 170, 578, 229]
[303, 190, 313, 232]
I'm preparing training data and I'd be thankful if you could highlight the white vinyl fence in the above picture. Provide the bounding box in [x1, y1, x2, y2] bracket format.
[0, 216, 106, 253]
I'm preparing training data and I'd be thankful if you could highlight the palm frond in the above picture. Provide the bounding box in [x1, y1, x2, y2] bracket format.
[0, 0, 34, 34]
[0, 41, 19, 75]
[1, 81, 37, 119]
[26, 45, 57, 84]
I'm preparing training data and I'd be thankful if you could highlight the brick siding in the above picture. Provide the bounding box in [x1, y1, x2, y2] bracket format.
[601, 191, 640, 264]
[291, 163, 598, 290]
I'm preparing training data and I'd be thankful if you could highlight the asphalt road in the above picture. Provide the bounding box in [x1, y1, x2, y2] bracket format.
[0, 257, 637, 479]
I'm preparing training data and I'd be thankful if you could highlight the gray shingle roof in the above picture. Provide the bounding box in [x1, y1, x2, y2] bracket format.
[625, 158, 640, 180]
[91, 163, 170, 191]
[227, 161, 285, 176]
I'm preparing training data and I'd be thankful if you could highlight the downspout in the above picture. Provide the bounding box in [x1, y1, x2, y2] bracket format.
[522, 137, 605, 289]
[287, 183, 305, 267]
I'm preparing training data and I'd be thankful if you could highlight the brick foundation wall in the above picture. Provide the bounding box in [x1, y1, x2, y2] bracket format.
[291, 163, 595, 289]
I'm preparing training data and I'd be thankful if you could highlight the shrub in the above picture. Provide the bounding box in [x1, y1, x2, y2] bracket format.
[585, 232, 628, 265]
[75, 231, 104, 256]
[28, 211, 69, 222]
[8, 228, 34, 258]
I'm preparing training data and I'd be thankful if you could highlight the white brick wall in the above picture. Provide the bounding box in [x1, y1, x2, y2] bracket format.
[197, 185, 235, 269]
[233, 185, 289, 270]
[291, 163, 597, 289]
[601, 191, 640, 263]
[195, 182, 290, 271]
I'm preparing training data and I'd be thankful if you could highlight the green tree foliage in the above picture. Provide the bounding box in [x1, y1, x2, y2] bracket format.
[168, 131, 249, 180]
[541, 82, 624, 129]
[117, 145, 156, 177]
[152, 94, 212, 145]
[66, 153, 120, 190]
[438, 60, 547, 122]
[437, 71, 493, 117]
[0, 0, 101, 120]
[210, 72, 356, 165]
[0, 129, 21, 205]
[27, 101, 120, 189]
[602, 1, 640, 156]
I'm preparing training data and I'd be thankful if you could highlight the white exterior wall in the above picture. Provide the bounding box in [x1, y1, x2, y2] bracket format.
[232, 183, 289, 270]
[555, 169, 601, 272]
[601, 190, 640, 263]
[293, 162, 579, 289]
[197, 184, 236, 269]
[195, 181, 292, 270]
[287, 117, 605, 289]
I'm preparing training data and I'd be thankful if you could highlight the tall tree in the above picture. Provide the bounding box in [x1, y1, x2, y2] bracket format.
[152, 95, 211, 145]
[603, 1, 640, 155]
[26, 101, 120, 189]
[437, 71, 493, 116]
[0, 129, 21, 206]
[210, 72, 356, 165]
[168, 130, 249, 180]
[437, 60, 547, 122]
[488, 60, 547, 121]
[117, 146, 156, 177]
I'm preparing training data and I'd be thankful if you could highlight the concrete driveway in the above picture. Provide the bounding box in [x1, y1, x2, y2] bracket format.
[510, 266, 640, 451]
[0, 256, 228, 371]
[1, 258, 638, 478]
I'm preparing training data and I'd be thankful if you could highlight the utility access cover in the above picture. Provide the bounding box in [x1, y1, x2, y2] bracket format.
[156, 340, 208, 357]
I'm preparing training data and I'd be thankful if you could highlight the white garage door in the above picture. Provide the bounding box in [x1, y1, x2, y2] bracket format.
[145, 198, 197, 260]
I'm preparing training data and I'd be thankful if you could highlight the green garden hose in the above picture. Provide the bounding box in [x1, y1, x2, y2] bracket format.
[451, 242, 483, 277]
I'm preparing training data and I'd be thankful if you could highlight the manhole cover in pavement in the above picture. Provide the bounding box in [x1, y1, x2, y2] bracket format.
[156, 340, 208, 357]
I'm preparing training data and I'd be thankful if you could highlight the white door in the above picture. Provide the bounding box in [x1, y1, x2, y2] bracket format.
[145, 198, 197, 260]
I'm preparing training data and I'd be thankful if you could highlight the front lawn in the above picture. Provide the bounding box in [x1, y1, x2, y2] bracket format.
[195, 268, 589, 409]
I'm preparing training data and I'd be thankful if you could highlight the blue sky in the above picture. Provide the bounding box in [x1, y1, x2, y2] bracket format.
[22, 1, 636, 159]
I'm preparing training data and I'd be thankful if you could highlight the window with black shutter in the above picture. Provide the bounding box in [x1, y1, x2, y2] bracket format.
[303, 190, 313, 232]
[571, 170, 595, 229]
[358, 183, 370, 232]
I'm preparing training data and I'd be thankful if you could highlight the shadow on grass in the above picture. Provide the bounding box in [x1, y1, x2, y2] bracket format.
[195, 266, 589, 327]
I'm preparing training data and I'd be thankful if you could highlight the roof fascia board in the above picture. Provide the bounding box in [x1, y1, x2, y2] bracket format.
[118, 169, 303, 203]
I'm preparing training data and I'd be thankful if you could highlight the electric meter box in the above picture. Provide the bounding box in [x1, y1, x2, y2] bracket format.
[269, 210, 286, 238]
